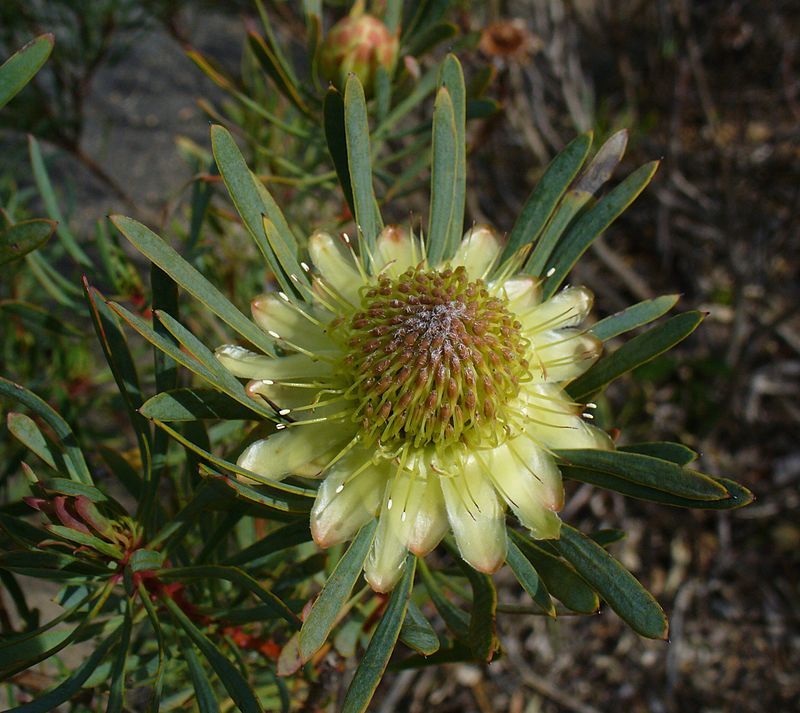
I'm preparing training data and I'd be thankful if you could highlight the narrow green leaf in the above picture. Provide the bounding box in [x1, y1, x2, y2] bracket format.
[7, 628, 121, 713]
[153, 421, 315, 501]
[344, 75, 382, 250]
[140, 389, 259, 421]
[592, 294, 680, 341]
[418, 560, 469, 640]
[341, 554, 416, 713]
[555, 449, 728, 501]
[505, 537, 555, 617]
[109, 303, 273, 421]
[439, 55, 466, 256]
[568, 311, 705, 400]
[461, 564, 497, 661]
[152, 264, 180, 393]
[0, 219, 55, 265]
[165, 598, 264, 713]
[572, 130, 628, 196]
[426, 86, 457, 265]
[540, 161, 660, 298]
[210, 124, 302, 295]
[374, 64, 439, 140]
[590, 529, 627, 546]
[109, 215, 277, 357]
[199, 465, 313, 517]
[508, 530, 599, 614]
[7, 412, 58, 469]
[323, 87, 355, 215]
[128, 549, 164, 573]
[25, 251, 81, 308]
[399, 601, 439, 655]
[183, 642, 220, 713]
[503, 132, 593, 262]
[224, 520, 311, 567]
[39, 478, 111, 504]
[0, 300, 81, 337]
[27, 136, 92, 266]
[557, 524, 668, 639]
[47, 525, 124, 560]
[247, 32, 311, 116]
[0, 377, 92, 484]
[562, 466, 753, 510]
[107, 605, 133, 713]
[619, 441, 697, 465]
[524, 189, 592, 277]
[0, 34, 53, 109]
[404, 22, 457, 57]
[159, 565, 299, 628]
[137, 582, 166, 712]
[299, 520, 377, 662]
[84, 282, 151, 468]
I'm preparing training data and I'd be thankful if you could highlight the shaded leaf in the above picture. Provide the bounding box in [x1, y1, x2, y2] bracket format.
[556, 525, 668, 639]
[341, 554, 416, 713]
[0, 34, 53, 109]
[591, 294, 680, 341]
[399, 601, 439, 655]
[0, 219, 55, 265]
[299, 520, 376, 662]
[568, 311, 705, 400]
[554, 449, 728, 501]
[505, 537, 555, 617]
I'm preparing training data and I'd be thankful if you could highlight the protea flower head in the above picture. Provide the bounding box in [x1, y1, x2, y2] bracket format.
[319, 5, 399, 95]
[216, 223, 613, 592]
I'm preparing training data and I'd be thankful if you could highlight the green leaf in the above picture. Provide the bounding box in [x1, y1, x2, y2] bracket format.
[505, 537, 555, 617]
[568, 311, 705, 400]
[503, 132, 592, 263]
[7, 627, 121, 713]
[247, 31, 311, 117]
[137, 583, 166, 712]
[159, 565, 299, 628]
[461, 563, 497, 661]
[164, 598, 264, 713]
[128, 549, 164, 573]
[508, 530, 599, 614]
[619, 441, 697, 465]
[0, 219, 56, 265]
[0, 34, 53, 109]
[107, 605, 133, 713]
[563, 466, 753, 510]
[555, 449, 728, 501]
[109, 304, 273, 422]
[47, 525, 124, 560]
[153, 420, 315, 501]
[439, 55, 466, 256]
[341, 554, 416, 713]
[556, 524, 668, 639]
[323, 87, 355, 216]
[27, 136, 92, 266]
[210, 124, 302, 296]
[374, 64, 439, 140]
[404, 22, 458, 57]
[182, 642, 220, 713]
[426, 86, 457, 265]
[199, 466, 313, 518]
[0, 377, 92, 484]
[591, 295, 680, 341]
[399, 601, 439, 655]
[224, 520, 311, 568]
[540, 161, 660, 298]
[344, 75, 382, 250]
[140, 389, 260, 421]
[84, 282, 151, 466]
[524, 188, 592, 278]
[299, 520, 376, 662]
[0, 299, 81, 337]
[418, 560, 469, 639]
[109, 215, 277, 357]
[7, 411, 59, 469]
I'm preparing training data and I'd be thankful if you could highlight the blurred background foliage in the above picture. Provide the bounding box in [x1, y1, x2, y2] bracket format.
[0, 0, 798, 711]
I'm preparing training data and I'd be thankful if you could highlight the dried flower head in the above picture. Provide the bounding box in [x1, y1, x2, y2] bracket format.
[216, 224, 611, 592]
[479, 18, 541, 64]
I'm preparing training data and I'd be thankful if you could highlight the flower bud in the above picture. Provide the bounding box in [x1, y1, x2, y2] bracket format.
[320, 13, 399, 95]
